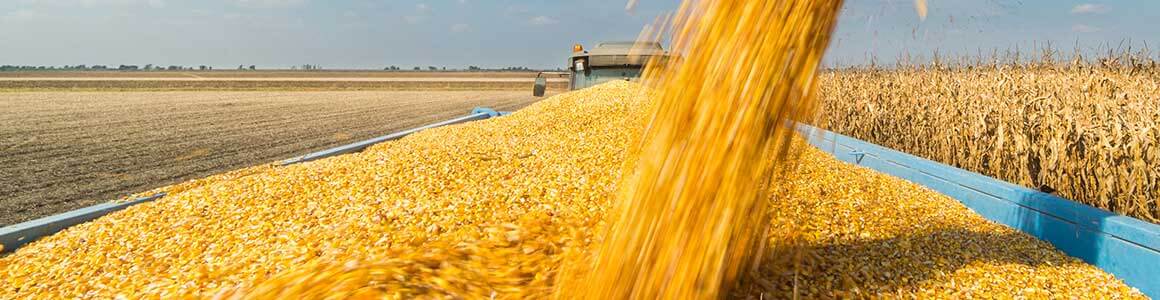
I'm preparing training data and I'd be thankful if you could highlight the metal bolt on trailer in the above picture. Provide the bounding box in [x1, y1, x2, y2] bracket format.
[0, 107, 508, 254]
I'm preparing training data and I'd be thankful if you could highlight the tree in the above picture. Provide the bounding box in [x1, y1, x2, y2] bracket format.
[413, 66, 421, 71]
[428, 66, 438, 71]
[249, 65, 257, 71]
[238, 65, 245, 70]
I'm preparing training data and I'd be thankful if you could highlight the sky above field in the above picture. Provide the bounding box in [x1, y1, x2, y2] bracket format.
[1, 0, 1157, 69]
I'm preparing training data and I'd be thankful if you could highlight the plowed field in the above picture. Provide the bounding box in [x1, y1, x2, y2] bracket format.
[0, 91, 544, 225]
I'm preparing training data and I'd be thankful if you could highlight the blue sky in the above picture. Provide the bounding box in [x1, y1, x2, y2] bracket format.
[1, 0, 1156, 69]
[827, 0, 1160, 66]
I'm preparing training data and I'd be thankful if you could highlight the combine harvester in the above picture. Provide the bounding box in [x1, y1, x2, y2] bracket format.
[1, 41, 1156, 297]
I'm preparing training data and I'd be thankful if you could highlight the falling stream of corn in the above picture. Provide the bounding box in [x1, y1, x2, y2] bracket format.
[0, 0, 1148, 298]
[558, 1, 843, 298]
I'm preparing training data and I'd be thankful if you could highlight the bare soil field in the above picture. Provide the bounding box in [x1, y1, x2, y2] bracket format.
[0, 91, 547, 226]
[0, 80, 570, 91]
[0, 71, 543, 78]
[0, 71, 572, 91]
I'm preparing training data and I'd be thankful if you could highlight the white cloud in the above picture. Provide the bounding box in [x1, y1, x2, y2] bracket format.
[505, 5, 530, 16]
[16, 0, 167, 7]
[232, 0, 307, 8]
[1072, 24, 1100, 33]
[404, 3, 432, 25]
[1071, 4, 1108, 14]
[404, 15, 425, 24]
[450, 23, 470, 33]
[529, 15, 558, 25]
[1, 9, 41, 22]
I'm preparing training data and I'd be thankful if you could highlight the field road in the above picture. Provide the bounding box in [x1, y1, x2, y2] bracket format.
[0, 91, 548, 226]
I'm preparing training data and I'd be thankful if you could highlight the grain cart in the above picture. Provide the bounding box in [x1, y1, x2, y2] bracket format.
[533, 41, 668, 96]
[3, 42, 1158, 299]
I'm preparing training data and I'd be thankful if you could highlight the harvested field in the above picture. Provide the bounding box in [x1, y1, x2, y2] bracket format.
[0, 71, 571, 91]
[0, 91, 546, 226]
[0, 80, 569, 92]
[0, 71, 543, 78]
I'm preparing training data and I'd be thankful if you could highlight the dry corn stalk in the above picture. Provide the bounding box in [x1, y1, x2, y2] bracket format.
[817, 67, 1160, 223]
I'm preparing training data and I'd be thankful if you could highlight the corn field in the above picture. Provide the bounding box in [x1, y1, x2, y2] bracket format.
[817, 64, 1160, 223]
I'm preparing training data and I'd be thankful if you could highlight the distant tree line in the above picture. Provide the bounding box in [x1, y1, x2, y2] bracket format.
[0, 65, 237, 71]
[292, 64, 322, 71]
[1, 64, 560, 72]
[381, 65, 552, 72]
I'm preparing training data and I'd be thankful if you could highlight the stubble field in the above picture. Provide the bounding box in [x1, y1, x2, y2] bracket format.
[0, 71, 570, 91]
[0, 90, 546, 226]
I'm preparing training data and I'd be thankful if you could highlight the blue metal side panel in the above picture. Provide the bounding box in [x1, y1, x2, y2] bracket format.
[281, 110, 494, 165]
[799, 124, 1159, 298]
[0, 193, 165, 253]
[470, 107, 502, 118]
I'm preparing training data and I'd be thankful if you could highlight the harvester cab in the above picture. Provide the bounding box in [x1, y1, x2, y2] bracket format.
[533, 41, 668, 97]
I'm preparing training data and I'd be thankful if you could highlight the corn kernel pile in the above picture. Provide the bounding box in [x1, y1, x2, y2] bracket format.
[0, 81, 1143, 299]
[741, 143, 1146, 298]
[562, 1, 845, 298]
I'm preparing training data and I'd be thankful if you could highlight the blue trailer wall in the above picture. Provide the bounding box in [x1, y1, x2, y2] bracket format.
[798, 124, 1160, 298]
